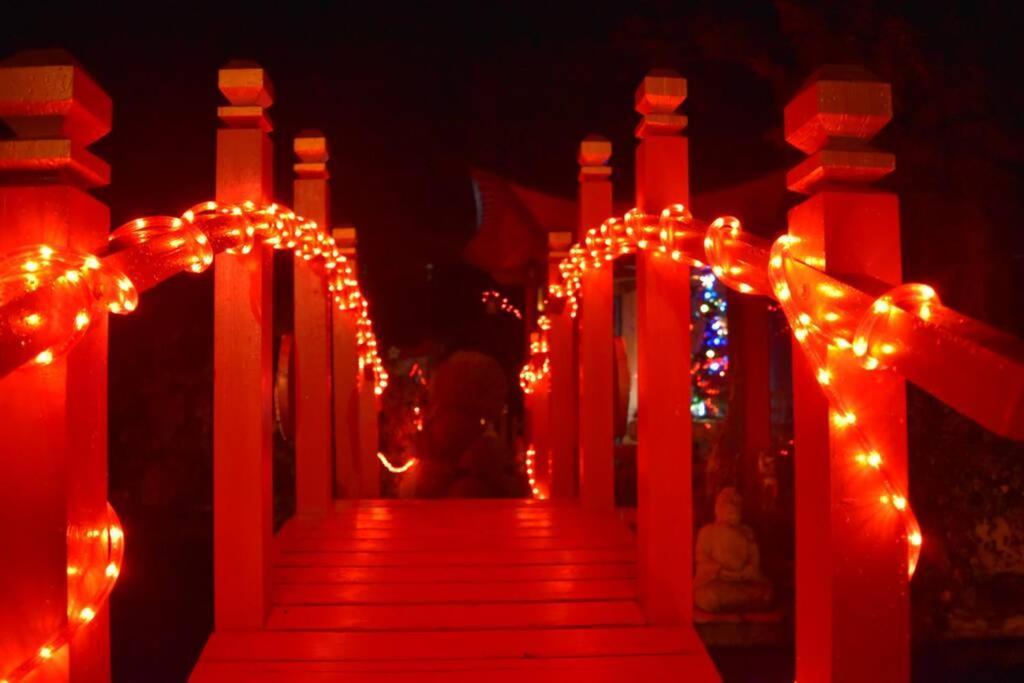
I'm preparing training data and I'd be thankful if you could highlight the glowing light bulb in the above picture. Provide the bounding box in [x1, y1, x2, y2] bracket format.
[74, 311, 90, 331]
[832, 412, 857, 428]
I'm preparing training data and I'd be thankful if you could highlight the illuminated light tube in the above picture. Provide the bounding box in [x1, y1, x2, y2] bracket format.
[377, 451, 417, 474]
[0, 202, 386, 682]
[518, 203, 933, 579]
[0, 201, 388, 396]
[2, 504, 124, 683]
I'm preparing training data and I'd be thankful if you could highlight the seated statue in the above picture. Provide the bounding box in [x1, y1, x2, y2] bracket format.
[694, 487, 773, 613]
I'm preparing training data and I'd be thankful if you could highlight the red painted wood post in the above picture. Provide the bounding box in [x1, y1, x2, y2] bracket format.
[0, 49, 112, 682]
[786, 66, 909, 683]
[358, 386, 381, 497]
[576, 135, 615, 510]
[346, 229, 380, 498]
[292, 131, 333, 516]
[634, 70, 692, 624]
[331, 227, 361, 498]
[547, 231, 577, 498]
[213, 61, 275, 629]
[358, 366, 381, 498]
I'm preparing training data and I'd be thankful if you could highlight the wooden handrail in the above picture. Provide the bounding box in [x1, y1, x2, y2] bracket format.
[0, 202, 387, 391]
[525, 209, 1024, 441]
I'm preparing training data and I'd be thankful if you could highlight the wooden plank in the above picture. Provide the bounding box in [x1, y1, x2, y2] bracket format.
[276, 534, 632, 553]
[274, 563, 637, 584]
[278, 521, 623, 536]
[192, 497, 722, 682]
[275, 548, 634, 567]
[198, 626, 705, 661]
[274, 579, 636, 605]
[191, 654, 718, 682]
[332, 498, 570, 508]
[277, 525, 631, 541]
[266, 600, 645, 630]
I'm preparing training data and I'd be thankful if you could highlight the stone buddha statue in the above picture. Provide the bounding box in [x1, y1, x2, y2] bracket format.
[694, 487, 773, 613]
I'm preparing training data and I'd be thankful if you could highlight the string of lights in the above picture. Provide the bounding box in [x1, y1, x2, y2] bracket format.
[0, 200, 388, 394]
[377, 451, 418, 474]
[1, 504, 123, 683]
[523, 204, 933, 577]
[691, 268, 729, 419]
[523, 444, 548, 499]
[481, 289, 523, 319]
[0, 200, 386, 683]
[518, 315, 551, 394]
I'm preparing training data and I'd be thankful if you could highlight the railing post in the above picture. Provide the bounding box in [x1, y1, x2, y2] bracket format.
[0, 49, 112, 682]
[548, 231, 577, 498]
[576, 135, 615, 510]
[292, 130, 333, 516]
[785, 66, 909, 683]
[633, 70, 692, 624]
[336, 227, 380, 498]
[213, 60, 274, 629]
[358, 359, 380, 499]
[331, 227, 362, 498]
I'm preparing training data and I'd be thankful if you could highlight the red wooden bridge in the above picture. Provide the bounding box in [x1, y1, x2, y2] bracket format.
[0, 52, 1021, 683]
[192, 499, 717, 681]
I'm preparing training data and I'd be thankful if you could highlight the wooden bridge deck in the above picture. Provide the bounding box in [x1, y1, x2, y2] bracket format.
[191, 499, 719, 681]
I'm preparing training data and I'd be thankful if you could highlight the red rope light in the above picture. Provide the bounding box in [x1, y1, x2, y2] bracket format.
[377, 451, 417, 474]
[518, 315, 550, 394]
[0, 200, 386, 683]
[524, 204, 927, 577]
[1, 504, 123, 683]
[523, 444, 548, 499]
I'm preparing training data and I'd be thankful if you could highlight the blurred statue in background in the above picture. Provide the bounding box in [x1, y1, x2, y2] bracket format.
[399, 350, 528, 498]
[694, 487, 773, 613]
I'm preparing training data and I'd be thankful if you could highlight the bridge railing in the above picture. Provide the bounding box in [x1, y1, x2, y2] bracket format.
[0, 52, 384, 681]
[523, 66, 1023, 682]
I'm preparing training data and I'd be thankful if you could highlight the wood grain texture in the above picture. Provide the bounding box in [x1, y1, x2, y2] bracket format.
[193, 499, 719, 681]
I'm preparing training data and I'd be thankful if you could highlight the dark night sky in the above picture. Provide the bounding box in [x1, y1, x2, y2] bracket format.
[3, 2, 1021, 346]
